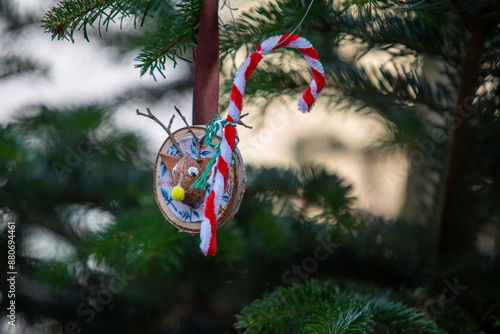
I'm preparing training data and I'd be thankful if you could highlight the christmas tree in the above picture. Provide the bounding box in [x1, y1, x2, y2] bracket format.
[1, 0, 499, 332]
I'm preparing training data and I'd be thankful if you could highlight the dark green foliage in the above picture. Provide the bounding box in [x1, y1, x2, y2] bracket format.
[1, 0, 499, 333]
[0, 106, 363, 332]
[0, 106, 151, 232]
[80, 206, 187, 274]
[217, 0, 499, 332]
[0, 104, 493, 333]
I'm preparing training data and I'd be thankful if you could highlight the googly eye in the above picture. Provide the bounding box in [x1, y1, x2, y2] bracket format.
[172, 164, 177, 174]
[188, 166, 199, 177]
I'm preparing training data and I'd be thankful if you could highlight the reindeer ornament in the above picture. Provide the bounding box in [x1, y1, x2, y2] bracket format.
[138, 33, 324, 256]
[137, 107, 245, 234]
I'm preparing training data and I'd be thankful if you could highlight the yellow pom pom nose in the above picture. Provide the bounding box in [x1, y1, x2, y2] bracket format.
[171, 186, 185, 201]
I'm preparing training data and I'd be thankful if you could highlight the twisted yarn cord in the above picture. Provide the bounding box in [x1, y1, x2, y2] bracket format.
[192, 115, 238, 190]
[200, 33, 325, 255]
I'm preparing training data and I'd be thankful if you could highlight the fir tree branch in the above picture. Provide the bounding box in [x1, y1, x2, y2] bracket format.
[42, 0, 122, 41]
[220, 0, 465, 64]
[371, 300, 445, 333]
[41, 0, 171, 42]
[330, 3, 464, 63]
[134, 0, 202, 78]
[304, 304, 372, 334]
[235, 280, 337, 331]
[323, 60, 455, 112]
[137, 30, 193, 77]
[235, 280, 444, 333]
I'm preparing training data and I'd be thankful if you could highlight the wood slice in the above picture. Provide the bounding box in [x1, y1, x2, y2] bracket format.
[153, 126, 246, 233]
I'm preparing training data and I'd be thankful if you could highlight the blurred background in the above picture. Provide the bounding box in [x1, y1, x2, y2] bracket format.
[1, 0, 499, 333]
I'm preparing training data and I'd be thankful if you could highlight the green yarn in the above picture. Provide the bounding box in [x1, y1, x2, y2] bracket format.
[192, 115, 239, 190]
[192, 147, 219, 189]
[204, 115, 225, 149]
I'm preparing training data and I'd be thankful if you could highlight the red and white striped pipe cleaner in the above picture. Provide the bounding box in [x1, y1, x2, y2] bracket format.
[199, 33, 326, 255]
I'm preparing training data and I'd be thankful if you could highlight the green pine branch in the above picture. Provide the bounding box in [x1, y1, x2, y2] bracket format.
[235, 280, 337, 332]
[42, 0, 127, 41]
[134, 0, 202, 78]
[371, 299, 443, 333]
[220, 0, 465, 64]
[332, 1, 464, 64]
[323, 59, 455, 112]
[328, 4, 464, 63]
[235, 280, 445, 333]
[41, 0, 200, 78]
[304, 304, 372, 334]
[41, 0, 171, 42]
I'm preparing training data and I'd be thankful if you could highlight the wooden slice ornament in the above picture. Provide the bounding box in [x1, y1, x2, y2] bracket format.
[136, 108, 246, 234]
[153, 125, 245, 233]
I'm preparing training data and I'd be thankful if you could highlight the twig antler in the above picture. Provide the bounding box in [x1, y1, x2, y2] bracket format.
[174, 106, 198, 143]
[136, 108, 185, 158]
[238, 113, 253, 129]
[138, 106, 250, 162]
[174, 105, 206, 162]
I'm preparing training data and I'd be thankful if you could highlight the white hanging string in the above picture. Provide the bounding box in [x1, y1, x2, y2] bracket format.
[276, 0, 316, 48]
[221, 0, 316, 50]
[220, 0, 245, 42]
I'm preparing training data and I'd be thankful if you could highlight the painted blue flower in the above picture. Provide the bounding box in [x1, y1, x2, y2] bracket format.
[161, 188, 177, 211]
[179, 211, 191, 220]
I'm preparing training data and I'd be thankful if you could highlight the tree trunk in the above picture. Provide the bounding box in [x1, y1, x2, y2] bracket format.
[437, 23, 486, 257]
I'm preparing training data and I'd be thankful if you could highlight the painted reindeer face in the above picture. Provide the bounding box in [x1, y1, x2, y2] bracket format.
[159, 153, 212, 206]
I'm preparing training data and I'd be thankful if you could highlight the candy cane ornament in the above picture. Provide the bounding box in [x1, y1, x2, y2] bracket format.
[199, 33, 326, 256]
